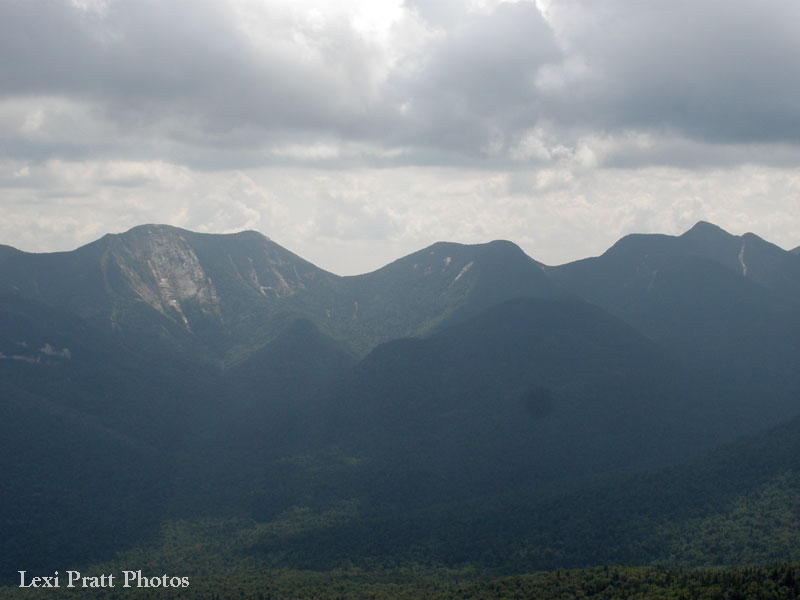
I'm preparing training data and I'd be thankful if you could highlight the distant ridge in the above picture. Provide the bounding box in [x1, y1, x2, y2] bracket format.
[0, 225, 561, 359]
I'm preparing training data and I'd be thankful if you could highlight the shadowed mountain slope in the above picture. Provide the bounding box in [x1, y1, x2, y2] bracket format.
[551, 221, 800, 431]
[251, 401, 800, 573]
[250, 296, 758, 516]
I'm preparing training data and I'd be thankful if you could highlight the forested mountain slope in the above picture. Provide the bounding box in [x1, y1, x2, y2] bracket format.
[3, 221, 800, 590]
[250, 409, 800, 573]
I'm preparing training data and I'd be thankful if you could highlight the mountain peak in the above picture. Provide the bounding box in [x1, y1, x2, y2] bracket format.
[235, 229, 271, 242]
[424, 238, 525, 254]
[119, 223, 189, 238]
[485, 238, 524, 251]
[111, 224, 271, 244]
[481, 238, 536, 259]
[386, 239, 537, 275]
[681, 220, 733, 240]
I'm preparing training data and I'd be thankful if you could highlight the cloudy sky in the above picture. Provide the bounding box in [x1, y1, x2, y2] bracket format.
[2, 0, 799, 274]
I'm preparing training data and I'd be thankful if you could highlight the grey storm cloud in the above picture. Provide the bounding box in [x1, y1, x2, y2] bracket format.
[386, 1, 561, 157]
[1, 0, 390, 159]
[542, 0, 800, 144]
[2, 0, 800, 169]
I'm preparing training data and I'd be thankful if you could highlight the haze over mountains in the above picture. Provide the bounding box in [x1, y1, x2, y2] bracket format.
[2, 221, 800, 582]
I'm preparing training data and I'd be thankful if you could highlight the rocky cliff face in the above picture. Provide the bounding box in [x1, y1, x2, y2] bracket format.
[106, 225, 222, 328]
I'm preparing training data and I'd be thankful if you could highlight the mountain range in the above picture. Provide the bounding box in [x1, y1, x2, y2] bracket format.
[2, 221, 800, 585]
